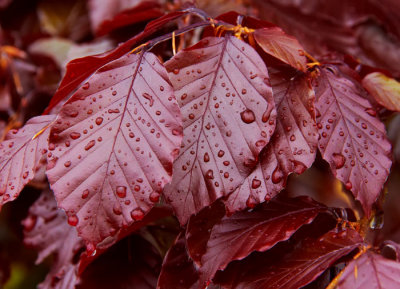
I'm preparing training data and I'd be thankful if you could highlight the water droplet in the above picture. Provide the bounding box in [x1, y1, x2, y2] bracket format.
[70, 132, 81, 140]
[181, 93, 187, 100]
[173, 69, 180, 75]
[365, 108, 377, 117]
[85, 140, 95, 151]
[68, 215, 79, 226]
[149, 192, 160, 202]
[95, 117, 103, 125]
[22, 171, 29, 179]
[246, 196, 257, 208]
[64, 161, 71, 167]
[82, 82, 90, 90]
[345, 181, 352, 190]
[131, 209, 144, 220]
[251, 179, 261, 189]
[82, 189, 89, 199]
[189, 113, 195, 120]
[271, 167, 284, 184]
[332, 153, 346, 169]
[160, 86, 164, 91]
[240, 109, 255, 124]
[290, 135, 296, 141]
[204, 152, 210, 162]
[242, 88, 247, 94]
[113, 204, 122, 215]
[142, 93, 154, 107]
[256, 140, 266, 147]
[116, 186, 127, 198]
[206, 170, 214, 179]
[218, 150, 225, 157]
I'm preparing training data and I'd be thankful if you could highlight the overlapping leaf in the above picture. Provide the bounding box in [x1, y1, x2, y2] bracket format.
[157, 232, 200, 289]
[362, 72, 400, 112]
[225, 70, 317, 213]
[314, 66, 392, 215]
[0, 115, 55, 209]
[163, 36, 276, 224]
[77, 236, 162, 289]
[22, 189, 84, 289]
[46, 51, 182, 246]
[214, 227, 363, 289]
[198, 195, 326, 287]
[254, 27, 308, 71]
[335, 251, 400, 289]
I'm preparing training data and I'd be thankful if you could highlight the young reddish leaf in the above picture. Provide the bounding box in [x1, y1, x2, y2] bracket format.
[0, 115, 55, 209]
[215, 227, 363, 289]
[362, 72, 400, 112]
[314, 66, 392, 216]
[186, 200, 226, 265]
[163, 36, 276, 224]
[46, 51, 182, 246]
[199, 195, 327, 287]
[77, 235, 162, 289]
[335, 251, 400, 289]
[254, 27, 308, 72]
[90, 1, 163, 36]
[225, 71, 317, 213]
[23, 189, 84, 289]
[158, 232, 200, 289]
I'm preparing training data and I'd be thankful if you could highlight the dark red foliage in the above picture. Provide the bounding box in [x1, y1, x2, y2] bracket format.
[1, 2, 399, 289]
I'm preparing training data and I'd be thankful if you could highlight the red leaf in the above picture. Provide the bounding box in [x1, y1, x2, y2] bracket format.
[46, 52, 182, 246]
[335, 251, 400, 289]
[186, 200, 226, 265]
[77, 236, 162, 289]
[158, 232, 200, 289]
[22, 189, 84, 289]
[163, 36, 276, 224]
[215, 227, 363, 289]
[254, 27, 308, 72]
[225, 70, 317, 213]
[0, 115, 55, 209]
[199, 195, 327, 287]
[362, 72, 400, 112]
[314, 66, 392, 215]
[44, 11, 187, 114]
[90, 1, 164, 36]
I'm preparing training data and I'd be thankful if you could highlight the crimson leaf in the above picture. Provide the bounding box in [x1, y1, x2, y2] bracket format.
[22, 189, 84, 289]
[157, 232, 200, 289]
[225, 69, 317, 213]
[198, 195, 326, 287]
[163, 36, 276, 224]
[214, 227, 362, 289]
[0, 115, 55, 209]
[335, 251, 400, 289]
[46, 51, 182, 246]
[89, 0, 163, 36]
[314, 65, 392, 215]
[254, 27, 308, 72]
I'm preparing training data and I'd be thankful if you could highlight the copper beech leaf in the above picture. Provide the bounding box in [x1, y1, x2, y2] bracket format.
[43, 11, 186, 114]
[157, 232, 200, 289]
[215, 227, 363, 289]
[163, 36, 276, 224]
[314, 66, 392, 215]
[335, 251, 400, 289]
[224, 70, 317, 213]
[254, 27, 308, 72]
[46, 51, 182, 246]
[0, 115, 55, 209]
[198, 195, 326, 287]
[22, 189, 84, 289]
[362, 72, 400, 112]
